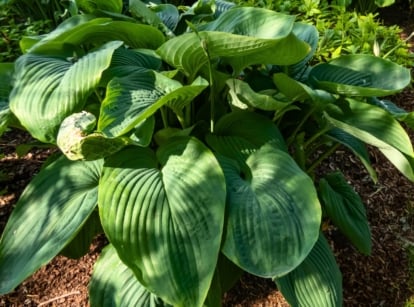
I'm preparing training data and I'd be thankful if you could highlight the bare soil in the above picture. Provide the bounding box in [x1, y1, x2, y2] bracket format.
[1, 6, 414, 307]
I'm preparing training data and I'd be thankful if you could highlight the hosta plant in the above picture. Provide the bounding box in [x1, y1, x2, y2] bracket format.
[0, 0, 413, 306]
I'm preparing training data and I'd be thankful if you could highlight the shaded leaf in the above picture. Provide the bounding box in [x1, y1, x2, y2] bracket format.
[207, 139, 321, 277]
[309, 55, 410, 97]
[326, 128, 377, 183]
[319, 172, 371, 254]
[324, 99, 414, 180]
[89, 244, 169, 307]
[275, 233, 342, 307]
[61, 210, 103, 259]
[0, 157, 102, 294]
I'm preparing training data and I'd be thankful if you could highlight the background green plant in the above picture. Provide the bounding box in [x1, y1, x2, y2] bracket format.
[0, 7, 53, 62]
[0, 0, 413, 306]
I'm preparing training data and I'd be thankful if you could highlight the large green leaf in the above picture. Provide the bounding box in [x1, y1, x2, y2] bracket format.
[28, 17, 164, 54]
[10, 41, 122, 143]
[198, 7, 296, 36]
[98, 137, 226, 306]
[309, 54, 411, 97]
[275, 233, 342, 307]
[324, 99, 414, 180]
[89, 244, 169, 307]
[0, 156, 102, 294]
[0, 63, 14, 137]
[319, 172, 371, 254]
[208, 139, 321, 277]
[157, 7, 309, 79]
[98, 71, 208, 137]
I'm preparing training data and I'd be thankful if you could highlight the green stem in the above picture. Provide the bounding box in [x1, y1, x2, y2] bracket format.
[287, 107, 315, 146]
[383, 31, 414, 60]
[303, 126, 331, 149]
[94, 89, 103, 103]
[176, 112, 186, 129]
[161, 107, 169, 128]
[306, 143, 340, 174]
[202, 39, 215, 134]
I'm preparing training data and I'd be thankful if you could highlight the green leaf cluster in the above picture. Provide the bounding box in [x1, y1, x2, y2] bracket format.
[0, 0, 413, 306]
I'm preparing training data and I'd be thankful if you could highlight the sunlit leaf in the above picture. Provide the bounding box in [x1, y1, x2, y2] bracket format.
[10, 41, 122, 143]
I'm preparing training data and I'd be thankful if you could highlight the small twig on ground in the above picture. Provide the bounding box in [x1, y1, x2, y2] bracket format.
[37, 291, 81, 306]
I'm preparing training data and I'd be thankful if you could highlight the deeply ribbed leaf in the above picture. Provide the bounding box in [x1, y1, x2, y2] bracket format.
[153, 4, 180, 31]
[101, 47, 162, 85]
[10, 41, 122, 143]
[275, 233, 342, 307]
[0, 157, 102, 294]
[319, 172, 371, 254]
[208, 138, 321, 277]
[98, 137, 226, 306]
[98, 71, 208, 137]
[309, 54, 411, 97]
[89, 244, 169, 307]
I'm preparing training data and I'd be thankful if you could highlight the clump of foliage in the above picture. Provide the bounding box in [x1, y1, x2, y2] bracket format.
[0, 7, 53, 62]
[232, 0, 413, 66]
[0, 0, 67, 25]
[0, 0, 413, 306]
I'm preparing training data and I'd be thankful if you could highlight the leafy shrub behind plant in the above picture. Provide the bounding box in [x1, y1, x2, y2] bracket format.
[0, 0, 413, 306]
